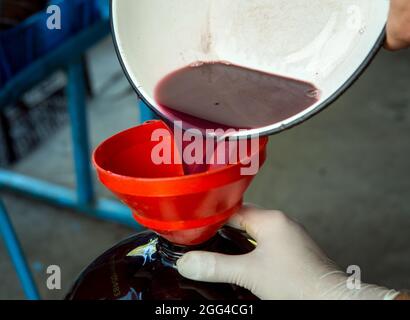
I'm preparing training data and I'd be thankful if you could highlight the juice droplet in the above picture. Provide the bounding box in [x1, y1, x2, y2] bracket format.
[189, 61, 205, 68]
[306, 89, 320, 98]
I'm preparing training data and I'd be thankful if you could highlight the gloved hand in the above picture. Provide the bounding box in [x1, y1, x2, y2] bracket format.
[177, 205, 399, 300]
[385, 0, 410, 50]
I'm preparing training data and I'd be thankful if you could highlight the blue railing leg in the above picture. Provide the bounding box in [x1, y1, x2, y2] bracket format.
[66, 59, 95, 205]
[0, 199, 40, 300]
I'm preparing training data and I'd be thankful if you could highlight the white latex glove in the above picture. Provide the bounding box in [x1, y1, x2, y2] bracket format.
[177, 206, 400, 300]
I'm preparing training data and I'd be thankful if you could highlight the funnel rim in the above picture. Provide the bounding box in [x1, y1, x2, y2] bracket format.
[93, 131, 268, 196]
[93, 118, 268, 196]
[92, 120, 269, 183]
[93, 147, 267, 196]
[93, 145, 264, 182]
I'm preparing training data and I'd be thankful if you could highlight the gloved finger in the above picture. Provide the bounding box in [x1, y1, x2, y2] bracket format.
[227, 204, 262, 232]
[177, 251, 250, 287]
[227, 204, 283, 241]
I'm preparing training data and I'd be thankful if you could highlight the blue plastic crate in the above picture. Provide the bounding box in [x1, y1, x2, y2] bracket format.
[0, 0, 108, 88]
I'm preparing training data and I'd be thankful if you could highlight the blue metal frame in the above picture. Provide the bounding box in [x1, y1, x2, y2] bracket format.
[0, 18, 145, 299]
[138, 99, 157, 123]
[67, 59, 95, 205]
[0, 20, 110, 107]
[0, 199, 40, 300]
[0, 170, 137, 228]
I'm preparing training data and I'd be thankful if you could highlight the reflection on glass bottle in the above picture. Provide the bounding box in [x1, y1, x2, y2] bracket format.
[66, 227, 257, 300]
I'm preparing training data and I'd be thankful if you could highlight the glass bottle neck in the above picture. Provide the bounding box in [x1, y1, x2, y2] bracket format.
[157, 236, 216, 268]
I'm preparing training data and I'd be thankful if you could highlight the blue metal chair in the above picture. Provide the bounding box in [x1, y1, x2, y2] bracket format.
[0, 20, 139, 227]
[0, 2, 145, 299]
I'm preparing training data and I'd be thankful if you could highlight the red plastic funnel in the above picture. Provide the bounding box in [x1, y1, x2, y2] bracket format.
[93, 120, 268, 245]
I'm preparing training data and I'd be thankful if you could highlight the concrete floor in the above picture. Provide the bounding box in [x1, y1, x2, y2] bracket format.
[0, 38, 409, 299]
